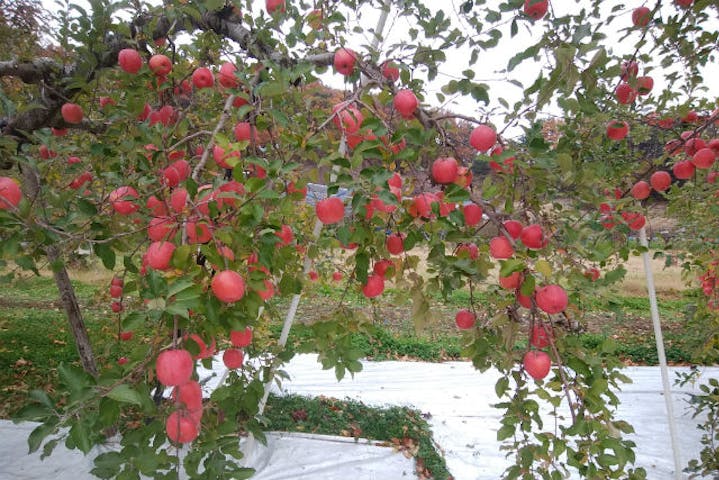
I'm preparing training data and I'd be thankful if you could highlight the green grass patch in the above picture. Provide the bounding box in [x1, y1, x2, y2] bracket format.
[263, 393, 450, 479]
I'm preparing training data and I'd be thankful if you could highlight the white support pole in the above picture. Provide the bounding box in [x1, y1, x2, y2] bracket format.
[243, 2, 393, 465]
[639, 226, 683, 480]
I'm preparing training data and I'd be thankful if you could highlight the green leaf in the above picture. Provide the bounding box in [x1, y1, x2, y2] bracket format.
[58, 363, 93, 395]
[95, 243, 116, 270]
[69, 421, 92, 454]
[495, 376, 510, 397]
[497, 423, 515, 441]
[29, 389, 54, 409]
[107, 384, 145, 406]
[28, 423, 56, 454]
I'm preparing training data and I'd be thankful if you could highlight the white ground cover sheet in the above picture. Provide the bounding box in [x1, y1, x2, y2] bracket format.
[1, 353, 717, 479]
[268, 355, 718, 480]
[0, 423, 415, 480]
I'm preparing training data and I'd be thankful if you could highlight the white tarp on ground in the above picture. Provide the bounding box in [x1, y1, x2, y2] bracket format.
[0, 423, 415, 480]
[1, 354, 717, 479]
[269, 355, 718, 480]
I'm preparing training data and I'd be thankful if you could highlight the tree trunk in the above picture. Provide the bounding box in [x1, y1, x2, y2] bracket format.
[46, 245, 98, 377]
[21, 164, 98, 377]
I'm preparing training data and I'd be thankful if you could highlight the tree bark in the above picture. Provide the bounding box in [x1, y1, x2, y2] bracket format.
[46, 245, 98, 377]
[21, 165, 98, 377]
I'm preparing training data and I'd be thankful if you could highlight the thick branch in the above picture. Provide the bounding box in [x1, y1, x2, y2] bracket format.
[0, 57, 67, 84]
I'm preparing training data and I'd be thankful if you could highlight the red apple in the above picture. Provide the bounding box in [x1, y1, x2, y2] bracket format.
[523, 0, 548, 20]
[381, 61, 400, 82]
[218, 62, 239, 88]
[499, 271, 522, 290]
[119, 331, 133, 341]
[457, 243, 479, 260]
[517, 291, 533, 309]
[110, 284, 123, 298]
[108, 186, 139, 215]
[332, 102, 363, 133]
[149, 54, 172, 76]
[394, 89, 418, 119]
[489, 236, 514, 259]
[0, 177, 22, 210]
[469, 125, 497, 152]
[230, 327, 253, 347]
[316, 197, 344, 224]
[388, 172, 402, 189]
[615, 83, 637, 104]
[373, 259, 393, 277]
[334, 48, 357, 76]
[146, 241, 176, 270]
[266, 0, 285, 14]
[520, 224, 545, 250]
[117, 357, 128, 366]
[530, 324, 551, 348]
[455, 309, 476, 329]
[673, 160, 695, 180]
[622, 211, 646, 231]
[173, 380, 203, 412]
[637, 76, 654, 95]
[632, 7, 651, 27]
[99, 96, 115, 108]
[463, 203, 483, 226]
[454, 166, 473, 188]
[223, 348, 244, 369]
[169, 188, 188, 214]
[386, 233, 405, 255]
[362, 274, 385, 298]
[620, 60, 639, 80]
[503, 220, 523, 239]
[606, 120, 629, 140]
[165, 411, 198, 443]
[332, 271, 343, 282]
[61, 103, 83, 124]
[212, 270, 246, 303]
[185, 220, 212, 244]
[51, 127, 67, 136]
[692, 148, 716, 169]
[276, 224, 294, 246]
[118, 48, 142, 74]
[191, 67, 214, 89]
[408, 192, 439, 218]
[148, 216, 176, 241]
[650, 171, 671, 191]
[185, 334, 216, 360]
[39, 145, 56, 159]
[535, 284, 568, 314]
[233, 121, 256, 143]
[675, 0, 693, 7]
[111, 301, 123, 313]
[584, 268, 600, 282]
[523, 350, 551, 380]
[156, 349, 194, 386]
[430, 157, 458, 185]
[630, 181, 651, 200]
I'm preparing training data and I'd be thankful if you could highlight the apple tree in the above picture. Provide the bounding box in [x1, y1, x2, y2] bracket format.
[1, 0, 718, 478]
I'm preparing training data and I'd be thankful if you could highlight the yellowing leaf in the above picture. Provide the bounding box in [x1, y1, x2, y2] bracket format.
[535, 260, 552, 278]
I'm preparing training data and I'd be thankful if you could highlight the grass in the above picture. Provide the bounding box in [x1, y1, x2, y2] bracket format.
[263, 394, 450, 479]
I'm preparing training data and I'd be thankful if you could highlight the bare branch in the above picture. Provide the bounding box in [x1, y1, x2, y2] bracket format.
[0, 57, 67, 84]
